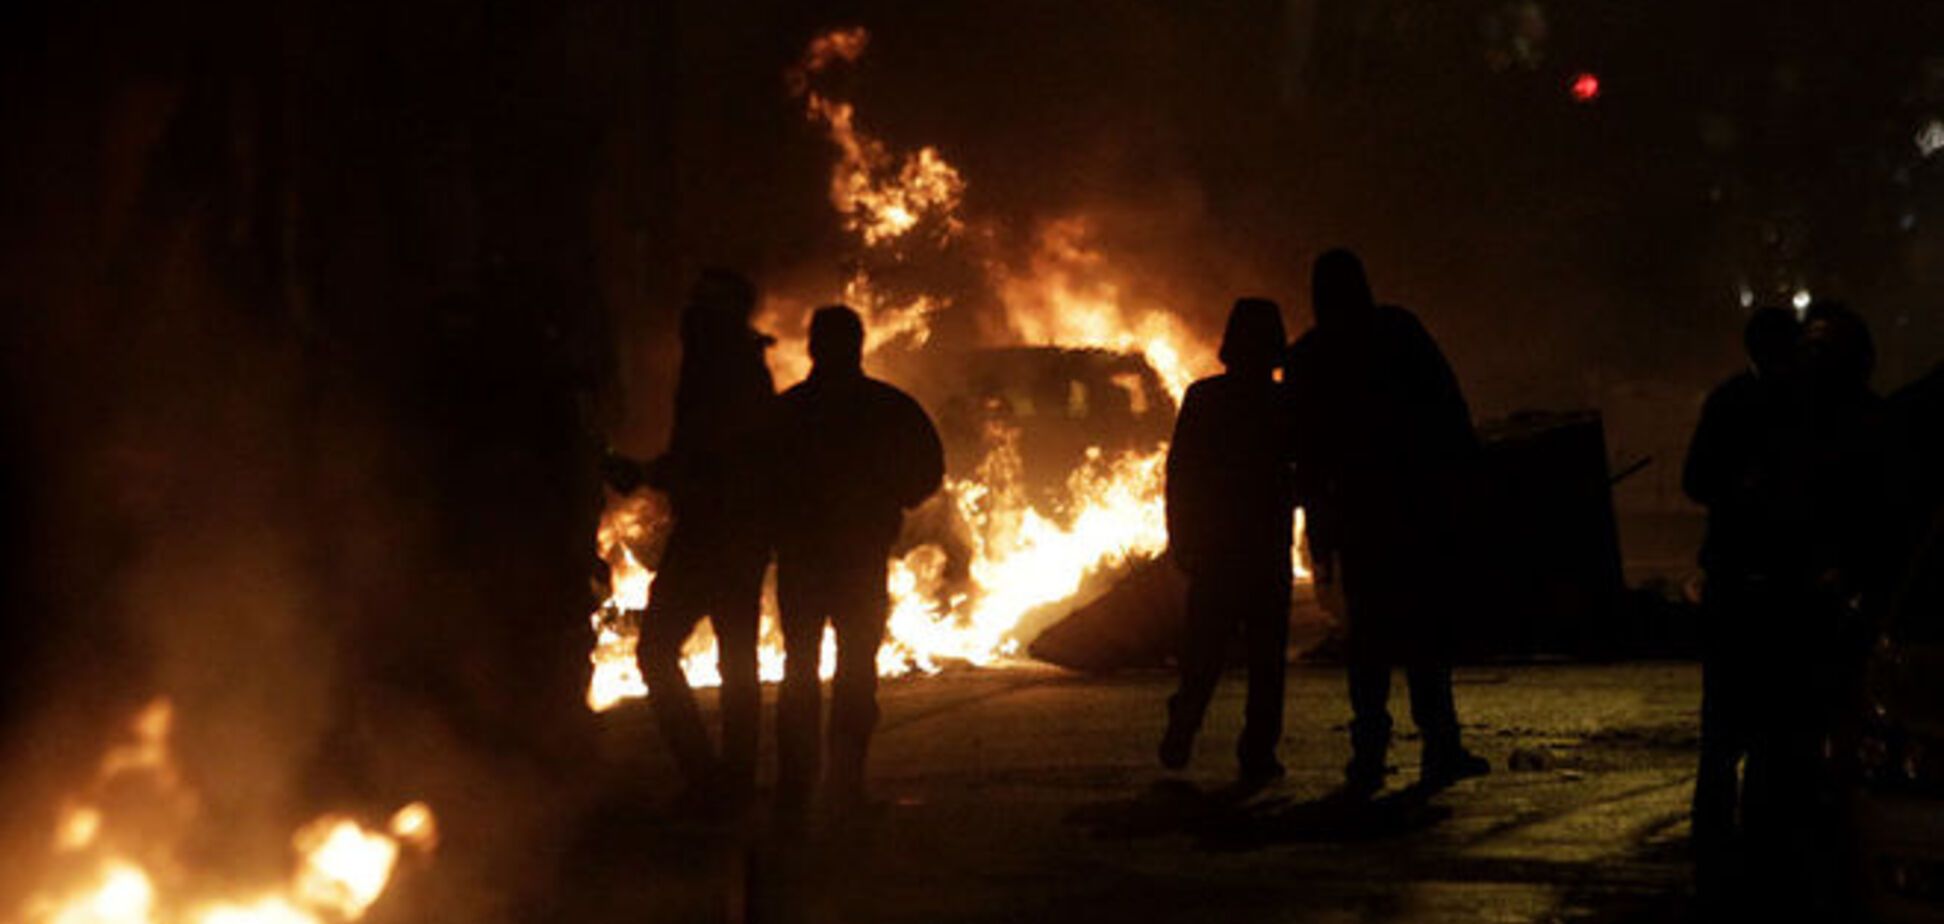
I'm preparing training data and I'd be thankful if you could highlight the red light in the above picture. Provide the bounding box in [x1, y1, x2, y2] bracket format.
[1571, 72, 1601, 103]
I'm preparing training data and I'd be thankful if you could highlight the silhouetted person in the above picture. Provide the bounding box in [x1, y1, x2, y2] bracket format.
[1890, 361, 1944, 544]
[772, 306, 943, 810]
[1708, 300, 1895, 916]
[1284, 249, 1488, 797]
[1683, 305, 1798, 901]
[1159, 298, 1296, 785]
[606, 269, 775, 813]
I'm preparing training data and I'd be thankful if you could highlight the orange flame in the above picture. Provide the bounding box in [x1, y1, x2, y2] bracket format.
[790, 26, 966, 249]
[21, 700, 434, 924]
[991, 217, 1213, 402]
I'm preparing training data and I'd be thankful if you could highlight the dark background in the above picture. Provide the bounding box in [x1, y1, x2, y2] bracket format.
[2, 0, 1940, 912]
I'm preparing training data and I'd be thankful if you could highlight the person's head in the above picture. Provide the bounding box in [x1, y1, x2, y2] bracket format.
[1742, 305, 1799, 378]
[1801, 299, 1875, 388]
[808, 304, 866, 375]
[1218, 297, 1287, 376]
[681, 268, 758, 346]
[1311, 248, 1374, 327]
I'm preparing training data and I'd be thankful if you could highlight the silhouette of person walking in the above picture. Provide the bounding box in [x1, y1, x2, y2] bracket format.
[1683, 305, 1798, 899]
[771, 306, 943, 811]
[604, 269, 775, 814]
[1159, 298, 1296, 785]
[1284, 249, 1489, 797]
[1752, 301, 1894, 913]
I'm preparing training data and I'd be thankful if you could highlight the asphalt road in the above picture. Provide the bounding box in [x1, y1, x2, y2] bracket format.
[557, 662, 1703, 924]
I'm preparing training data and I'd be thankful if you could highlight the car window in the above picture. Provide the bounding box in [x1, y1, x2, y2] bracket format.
[1110, 372, 1149, 416]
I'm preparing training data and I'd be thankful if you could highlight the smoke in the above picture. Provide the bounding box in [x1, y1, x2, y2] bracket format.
[1, 4, 615, 919]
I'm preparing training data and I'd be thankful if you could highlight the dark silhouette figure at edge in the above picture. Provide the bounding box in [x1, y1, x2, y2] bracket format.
[1682, 305, 1798, 907]
[1284, 249, 1489, 798]
[604, 269, 776, 815]
[1683, 299, 1899, 918]
[1890, 360, 1944, 542]
[1159, 298, 1296, 787]
[772, 305, 944, 814]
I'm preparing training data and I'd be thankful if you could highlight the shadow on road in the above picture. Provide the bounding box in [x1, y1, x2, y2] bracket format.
[1065, 779, 1454, 851]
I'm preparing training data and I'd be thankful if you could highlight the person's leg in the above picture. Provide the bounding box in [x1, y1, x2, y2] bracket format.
[1345, 654, 1393, 792]
[1236, 572, 1292, 778]
[775, 558, 827, 807]
[1406, 664, 1460, 760]
[637, 553, 717, 791]
[1692, 585, 1750, 901]
[1163, 577, 1231, 769]
[711, 553, 767, 803]
[1408, 663, 1487, 787]
[826, 555, 889, 803]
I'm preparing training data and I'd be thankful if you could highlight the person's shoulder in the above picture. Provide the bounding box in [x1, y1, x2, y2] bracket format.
[1705, 370, 1762, 405]
[865, 376, 930, 412]
[1375, 303, 1419, 322]
[778, 379, 815, 404]
[1373, 304, 1429, 337]
[1182, 375, 1228, 403]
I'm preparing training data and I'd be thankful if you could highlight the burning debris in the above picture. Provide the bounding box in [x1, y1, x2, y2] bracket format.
[20, 700, 433, 924]
[584, 26, 1258, 712]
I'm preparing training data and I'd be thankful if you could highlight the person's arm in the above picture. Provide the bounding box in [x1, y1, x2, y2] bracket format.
[895, 393, 946, 509]
[1682, 388, 1731, 508]
[1165, 384, 1212, 574]
[1403, 316, 1477, 463]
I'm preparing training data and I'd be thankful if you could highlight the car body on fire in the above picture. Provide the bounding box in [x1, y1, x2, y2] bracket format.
[899, 345, 1176, 493]
[1848, 516, 1944, 921]
[886, 345, 1177, 586]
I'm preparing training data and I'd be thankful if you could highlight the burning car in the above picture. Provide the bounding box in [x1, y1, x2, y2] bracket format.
[895, 345, 1176, 495]
[888, 345, 1176, 575]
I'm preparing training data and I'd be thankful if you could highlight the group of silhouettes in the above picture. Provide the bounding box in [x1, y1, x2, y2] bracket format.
[604, 271, 944, 818]
[605, 249, 1496, 821]
[607, 250, 1935, 864]
[1683, 297, 1938, 914]
[1162, 249, 1488, 795]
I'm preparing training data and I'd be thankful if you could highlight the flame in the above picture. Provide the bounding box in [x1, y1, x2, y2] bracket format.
[586, 429, 1181, 710]
[21, 699, 434, 924]
[991, 217, 1213, 402]
[290, 818, 399, 920]
[789, 26, 965, 249]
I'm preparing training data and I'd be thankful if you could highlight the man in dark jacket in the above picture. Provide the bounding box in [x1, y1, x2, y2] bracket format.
[772, 305, 944, 809]
[1682, 305, 1797, 896]
[1159, 298, 1296, 784]
[605, 269, 775, 812]
[1285, 249, 1488, 797]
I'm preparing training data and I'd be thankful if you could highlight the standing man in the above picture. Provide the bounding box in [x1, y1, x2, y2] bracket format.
[1159, 298, 1296, 785]
[604, 269, 775, 814]
[1682, 305, 1797, 900]
[1284, 249, 1489, 797]
[772, 306, 943, 811]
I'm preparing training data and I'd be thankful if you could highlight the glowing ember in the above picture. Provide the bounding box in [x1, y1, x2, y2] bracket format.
[21, 699, 434, 924]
